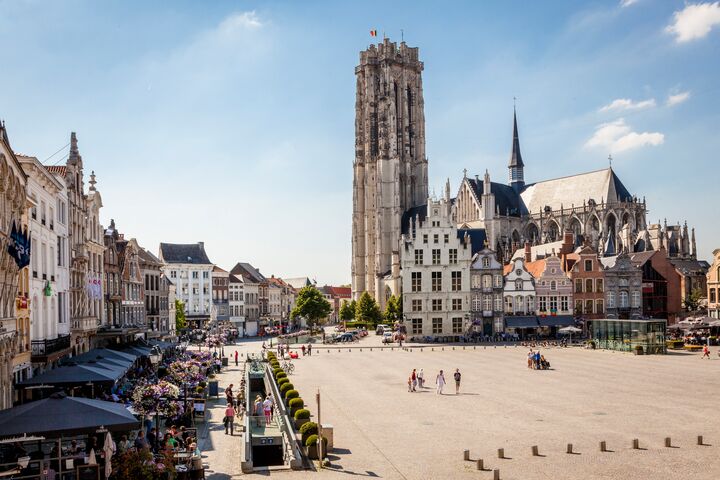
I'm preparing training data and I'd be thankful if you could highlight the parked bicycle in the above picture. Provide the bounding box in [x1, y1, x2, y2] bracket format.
[281, 361, 295, 374]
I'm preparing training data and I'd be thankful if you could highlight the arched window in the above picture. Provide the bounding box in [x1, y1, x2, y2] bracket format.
[515, 295, 523, 313]
[515, 279, 523, 290]
[620, 291, 629, 308]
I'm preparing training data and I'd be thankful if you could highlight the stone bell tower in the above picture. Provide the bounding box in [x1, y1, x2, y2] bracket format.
[351, 38, 428, 306]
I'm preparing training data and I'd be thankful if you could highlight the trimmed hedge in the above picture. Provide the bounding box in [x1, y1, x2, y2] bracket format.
[276, 372, 287, 381]
[280, 383, 294, 394]
[288, 397, 304, 410]
[305, 434, 328, 448]
[285, 389, 299, 400]
[300, 421, 318, 443]
[294, 408, 310, 420]
[277, 377, 290, 387]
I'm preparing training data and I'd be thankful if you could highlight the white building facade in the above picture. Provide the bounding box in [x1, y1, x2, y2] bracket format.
[401, 196, 472, 339]
[229, 274, 246, 334]
[159, 243, 214, 329]
[470, 247, 505, 335]
[503, 258, 536, 316]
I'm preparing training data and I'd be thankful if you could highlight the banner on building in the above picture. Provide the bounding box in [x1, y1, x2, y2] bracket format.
[86, 273, 102, 299]
[7, 221, 31, 269]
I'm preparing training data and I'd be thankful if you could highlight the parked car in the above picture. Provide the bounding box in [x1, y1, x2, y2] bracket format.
[376, 324, 391, 335]
[382, 332, 394, 344]
[339, 333, 356, 342]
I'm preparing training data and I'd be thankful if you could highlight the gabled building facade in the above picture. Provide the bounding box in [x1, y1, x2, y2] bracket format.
[470, 246, 504, 335]
[708, 249, 720, 319]
[600, 253, 643, 320]
[212, 266, 230, 323]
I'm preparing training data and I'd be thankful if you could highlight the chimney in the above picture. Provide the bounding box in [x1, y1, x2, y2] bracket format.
[524, 241, 531, 263]
[198, 241, 204, 248]
[561, 231, 574, 255]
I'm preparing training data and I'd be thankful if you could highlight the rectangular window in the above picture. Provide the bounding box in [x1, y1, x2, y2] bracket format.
[584, 260, 593, 272]
[452, 298, 462, 311]
[203, 271, 209, 279]
[631, 291, 641, 308]
[494, 275, 502, 288]
[482, 274, 492, 289]
[472, 294, 481, 311]
[527, 296, 534, 312]
[49, 207, 54, 230]
[452, 318, 463, 333]
[432, 318, 442, 334]
[539, 296, 547, 312]
[585, 299, 594, 314]
[414, 249, 423, 265]
[444, 234, 449, 244]
[575, 279, 583, 293]
[431, 299, 442, 311]
[575, 300, 583, 314]
[449, 249, 457, 264]
[607, 291, 615, 308]
[596, 278, 604, 293]
[585, 279, 593, 293]
[411, 272, 422, 292]
[433, 234, 439, 244]
[411, 299, 422, 312]
[494, 295, 503, 311]
[192, 271, 198, 279]
[483, 295, 492, 311]
[431, 271, 442, 292]
[471, 274, 481, 289]
[432, 249, 441, 265]
[451, 271, 461, 291]
[423, 234, 428, 244]
[710, 288, 717, 303]
[411, 318, 422, 334]
[596, 299, 604, 313]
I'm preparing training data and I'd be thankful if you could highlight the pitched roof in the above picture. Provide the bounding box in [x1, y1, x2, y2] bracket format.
[629, 250, 658, 266]
[283, 277, 313, 289]
[45, 165, 67, 176]
[520, 167, 633, 215]
[230, 262, 266, 283]
[524, 259, 546, 279]
[512, 240, 564, 261]
[401, 204, 427, 235]
[466, 178, 522, 217]
[229, 274, 244, 284]
[212, 265, 228, 273]
[456, 228, 487, 256]
[137, 247, 162, 266]
[324, 286, 351, 297]
[159, 242, 212, 265]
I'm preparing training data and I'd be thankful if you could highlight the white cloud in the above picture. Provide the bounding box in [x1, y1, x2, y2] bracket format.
[585, 118, 664, 153]
[598, 98, 656, 112]
[666, 2, 720, 43]
[666, 91, 691, 106]
[620, 0, 639, 8]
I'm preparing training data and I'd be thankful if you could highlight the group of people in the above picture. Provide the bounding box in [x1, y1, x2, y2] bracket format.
[252, 394, 275, 427]
[407, 368, 463, 395]
[127, 425, 200, 456]
[526, 349, 550, 370]
[520, 339, 568, 348]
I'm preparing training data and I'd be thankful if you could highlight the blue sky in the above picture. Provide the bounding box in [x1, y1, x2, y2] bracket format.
[1, 0, 718, 285]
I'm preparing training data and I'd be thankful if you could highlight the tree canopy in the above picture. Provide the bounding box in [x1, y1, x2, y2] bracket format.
[291, 286, 333, 326]
[384, 295, 401, 323]
[175, 299, 187, 331]
[355, 291, 382, 326]
[339, 299, 355, 321]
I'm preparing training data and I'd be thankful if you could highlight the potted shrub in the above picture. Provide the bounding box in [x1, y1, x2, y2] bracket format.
[305, 434, 328, 460]
[294, 408, 311, 429]
[276, 372, 287, 381]
[288, 397, 304, 416]
[280, 383, 294, 396]
[277, 377, 289, 388]
[284, 389, 299, 405]
[300, 421, 318, 444]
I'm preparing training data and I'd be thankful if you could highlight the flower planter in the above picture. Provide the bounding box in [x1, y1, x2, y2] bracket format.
[306, 444, 319, 460]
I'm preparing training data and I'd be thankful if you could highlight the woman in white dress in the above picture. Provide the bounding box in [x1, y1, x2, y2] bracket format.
[435, 370, 446, 394]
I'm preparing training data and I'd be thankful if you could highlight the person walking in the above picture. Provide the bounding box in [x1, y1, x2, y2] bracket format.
[224, 403, 236, 435]
[253, 395, 263, 427]
[527, 349, 534, 369]
[301, 345, 306, 356]
[225, 384, 234, 405]
[417, 368, 424, 388]
[308, 344, 312, 356]
[411, 369, 417, 392]
[702, 344, 710, 359]
[407, 376, 413, 392]
[234, 350, 238, 366]
[454, 368, 461, 394]
[436, 370, 446, 395]
[263, 395, 273, 425]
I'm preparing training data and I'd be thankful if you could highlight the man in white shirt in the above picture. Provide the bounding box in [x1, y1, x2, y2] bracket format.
[262, 397, 273, 425]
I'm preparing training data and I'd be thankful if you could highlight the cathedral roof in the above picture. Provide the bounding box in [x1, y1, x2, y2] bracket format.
[401, 204, 427, 235]
[466, 178, 522, 217]
[456, 228, 487, 255]
[520, 167, 632, 215]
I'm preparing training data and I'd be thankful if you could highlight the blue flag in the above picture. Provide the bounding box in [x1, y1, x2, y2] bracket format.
[7, 221, 31, 269]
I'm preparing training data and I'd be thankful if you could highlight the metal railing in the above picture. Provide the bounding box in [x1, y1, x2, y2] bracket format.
[31, 334, 71, 356]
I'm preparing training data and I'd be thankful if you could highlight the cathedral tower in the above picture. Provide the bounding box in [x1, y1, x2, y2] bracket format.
[508, 108, 525, 192]
[352, 39, 428, 304]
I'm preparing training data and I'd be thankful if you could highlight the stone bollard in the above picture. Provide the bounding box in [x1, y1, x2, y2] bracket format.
[697, 435, 704, 446]
[665, 437, 671, 448]
[348, 349, 351, 352]
[442, 347, 444, 351]
[474, 346, 476, 350]
[566, 443, 573, 454]
[370, 348, 372, 351]
[493, 469, 500, 480]
[476, 459, 484, 470]
[600, 441, 607, 452]
[632, 439, 639, 449]
[531, 445, 539, 456]
[338, 349, 340, 353]
[432, 348, 434, 351]
[497, 448, 504, 459]
[463, 346, 465, 350]
[463, 450, 470, 461]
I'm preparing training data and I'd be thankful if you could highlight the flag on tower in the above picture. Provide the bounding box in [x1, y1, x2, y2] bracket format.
[370, 29, 377, 37]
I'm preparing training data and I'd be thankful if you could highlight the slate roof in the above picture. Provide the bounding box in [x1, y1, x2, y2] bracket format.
[629, 250, 657, 267]
[512, 240, 564, 261]
[466, 178, 522, 217]
[159, 242, 212, 265]
[509, 109, 524, 168]
[137, 247, 162, 266]
[520, 168, 633, 215]
[401, 204, 427, 235]
[669, 258, 710, 274]
[284, 277, 314, 289]
[456, 228, 487, 256]
[45, 165, 67, 176]
[230, 262, 266, 283]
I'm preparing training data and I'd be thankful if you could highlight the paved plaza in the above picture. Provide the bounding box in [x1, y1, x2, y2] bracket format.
[273, 337, 720, 480]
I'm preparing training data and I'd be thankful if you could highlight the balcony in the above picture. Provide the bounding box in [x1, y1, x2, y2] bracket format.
[72, 316, 99, 333]
[482, 310, 493, 317]
[31, 334, 72, 362]
[482, 287, 493, 293]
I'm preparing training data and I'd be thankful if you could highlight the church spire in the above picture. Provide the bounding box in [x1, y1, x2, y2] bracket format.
[508, 106, 525, 192]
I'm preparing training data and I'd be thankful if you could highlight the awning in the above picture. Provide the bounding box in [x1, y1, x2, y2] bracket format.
[505, 316, 539, 329]
[19, 363, 123, 386]
[0, 393, 139, 438]
[538, 316, 575, 327]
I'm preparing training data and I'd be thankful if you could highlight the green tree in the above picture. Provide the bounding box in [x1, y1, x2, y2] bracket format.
[175, 299, 187, 331]
[384, 295, 401, 323]
[291, 286, 333, 327]
[684, 288, 704, 311]
[339, 300, 355, 322]
[355, 291, 382, 326]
